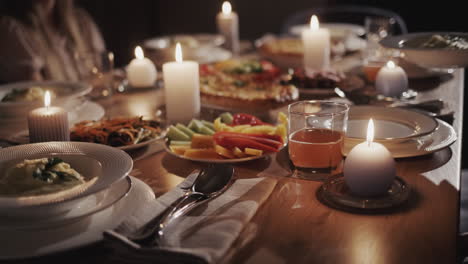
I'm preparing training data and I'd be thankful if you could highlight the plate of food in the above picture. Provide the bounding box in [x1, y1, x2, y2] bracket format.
[345, 106, 439, 142]
[165, 112, 287, 163]
[199, 59, 298, 113]
[380, 32, 468, 68]
[0, 142, 133, 219]
[0, 81, 91, 118]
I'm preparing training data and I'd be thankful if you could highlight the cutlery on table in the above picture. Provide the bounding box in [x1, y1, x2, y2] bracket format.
[104, 164, 235, 248]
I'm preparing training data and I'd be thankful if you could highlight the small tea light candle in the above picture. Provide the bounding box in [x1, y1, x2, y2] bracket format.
[28, 91, 69, 143]
[216, 1, 240, 55]
[127, 46, 157, 88]
[344, 119, 396, 197]
[301, 15, 330, 74]
[163, 43, 200, 123]
[375, 60, 408, 97]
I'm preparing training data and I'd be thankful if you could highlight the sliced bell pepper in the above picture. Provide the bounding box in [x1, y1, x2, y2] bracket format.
[215, 131, 283, 146]
[213, 132, 282, 152]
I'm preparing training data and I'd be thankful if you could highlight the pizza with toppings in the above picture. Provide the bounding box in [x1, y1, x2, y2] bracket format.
[199, 59, 298, 111]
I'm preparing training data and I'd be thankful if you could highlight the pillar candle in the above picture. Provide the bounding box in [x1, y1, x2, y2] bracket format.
[344, 119, 396, 197]
[301, 15, 331, 75]
[375, 60, 408, 97]
[28, 91, 69, 143]
[127, 46, 157, 88]
[163, 43, 200, 123]
[216, 1, 240, 55]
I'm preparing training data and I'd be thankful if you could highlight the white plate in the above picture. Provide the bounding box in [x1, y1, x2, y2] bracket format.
[346, 106, 438, 141]
[119, 137, 164, 151]
[0, 176, 154, 260]
[380, 32, 468, 68]
[344, 119, 456, 158]
[0, 177, 131, 230]
[289, 22, 366, 38]
[0, 81, 91, 118]
[0, 142, 133, 217]
[164, 139, 280, 163]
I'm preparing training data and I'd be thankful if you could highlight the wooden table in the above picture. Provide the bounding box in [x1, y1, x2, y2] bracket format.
[10, 69, 464, 263]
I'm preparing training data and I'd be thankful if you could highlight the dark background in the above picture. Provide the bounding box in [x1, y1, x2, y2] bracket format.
[80, 0, 467, 167]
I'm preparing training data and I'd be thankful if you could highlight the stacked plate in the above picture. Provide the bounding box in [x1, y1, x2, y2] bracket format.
[344, 106, 457, 158]
[0, 142, 151, 260]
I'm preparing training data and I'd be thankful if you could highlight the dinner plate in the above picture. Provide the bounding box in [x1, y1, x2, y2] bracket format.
[0, 176, 154, 260]
[0, 142, 133, 217]
[164, 139, 278, 163]
[344, 118, 456, 158]
[0, 81, 91, 118]
[380, 32, 468, 68]
[346, 106, 438, 141]
[0, 177, 131, 230]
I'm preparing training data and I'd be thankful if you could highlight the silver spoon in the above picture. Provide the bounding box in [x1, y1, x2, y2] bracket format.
[123, 164, 234, 247]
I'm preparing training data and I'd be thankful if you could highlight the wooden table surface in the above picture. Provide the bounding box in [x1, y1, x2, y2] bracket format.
[8, 67, 464, 264]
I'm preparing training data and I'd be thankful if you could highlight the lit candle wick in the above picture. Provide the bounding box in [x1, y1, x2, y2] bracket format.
[386, 60, 396, 69]
[135, 46, 144, 60]
[175, 43, 183, 63]
[222, 1, 232, 14]
[44, 91, 51, 111]
[367, 118, 374, 147]
[310, 15, 319, 31]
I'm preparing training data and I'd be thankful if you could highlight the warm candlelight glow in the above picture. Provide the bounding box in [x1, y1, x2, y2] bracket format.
[310, 15, 319, 31]
[386, 60, 396, 69]
[367, 119, 374, 145]
[135, 46, 144, 59]
[222, 1, 232, 14]
[44, 91, 51, 108]
[175, 42, 183, 62]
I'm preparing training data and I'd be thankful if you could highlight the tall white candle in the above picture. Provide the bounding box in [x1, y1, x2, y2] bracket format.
[375, 60, 408, 97]
[344, 119, 396, 197]
[127, 46, 157, 88]
[163, 43, 200, 123]
[216, 1, 240, 55]
[301, 15, 331, 74]
[28, 91, 69, 143]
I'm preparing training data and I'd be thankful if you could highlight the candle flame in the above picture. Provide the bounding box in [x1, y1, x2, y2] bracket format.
[175, 42, 183, 62]
[366, 118, 374, 146]
[310, 15, 319, 31]
[387, 60, 396, 69]
[44, 91, 51, 108]
[135, 46, 144, 59]
[222, 1, 232, 14]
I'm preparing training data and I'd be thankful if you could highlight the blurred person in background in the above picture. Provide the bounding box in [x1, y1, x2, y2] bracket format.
[0, 0, 105, 83]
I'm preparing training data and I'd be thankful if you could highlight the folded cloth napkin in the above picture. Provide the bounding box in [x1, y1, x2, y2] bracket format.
[106, 171, 277, 264]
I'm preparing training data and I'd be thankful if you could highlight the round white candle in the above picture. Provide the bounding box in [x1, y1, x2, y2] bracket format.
[375, 60, 408, 97]
[127, 46, 157, 88]
[344, 119, 396, 197]
[216, 1, 240, 55]
[163, 43, 200, 123]
[28, 91, 69, 143]
[301, 15, 331, 74]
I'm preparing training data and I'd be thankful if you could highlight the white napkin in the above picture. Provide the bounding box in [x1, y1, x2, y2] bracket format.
[106, 171, 277, 264]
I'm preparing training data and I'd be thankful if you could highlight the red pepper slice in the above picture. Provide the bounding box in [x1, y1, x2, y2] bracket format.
[231, 113, 272, 126]
[215, 132, 283, 146]
[213, 132, 282, 152]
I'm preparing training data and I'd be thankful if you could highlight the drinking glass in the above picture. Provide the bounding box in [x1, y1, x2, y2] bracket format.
[75, 51, 115, 99]
[288, 101, 349, 180]
[363, 16, 396, 74]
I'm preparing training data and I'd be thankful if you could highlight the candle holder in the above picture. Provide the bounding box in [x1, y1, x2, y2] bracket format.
[316, 173, 410, 213]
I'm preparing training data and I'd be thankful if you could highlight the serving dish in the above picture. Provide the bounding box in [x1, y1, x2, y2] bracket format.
[346, 106, 438, 142]
[380, 32, 468, 68]
[0, 81, 91, 118]
[0, 142, 133, 218]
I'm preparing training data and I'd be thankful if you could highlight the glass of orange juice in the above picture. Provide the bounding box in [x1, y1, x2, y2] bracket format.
[288, 101, 349, 180]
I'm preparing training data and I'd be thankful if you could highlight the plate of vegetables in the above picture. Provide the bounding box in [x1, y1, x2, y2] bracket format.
[164, 112, 287, 163]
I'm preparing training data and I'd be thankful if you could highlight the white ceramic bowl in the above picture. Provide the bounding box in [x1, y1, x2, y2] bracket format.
[0, 142, 133, 219]
[380, 32, 468, 68]
[0, 81, 91, 118]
